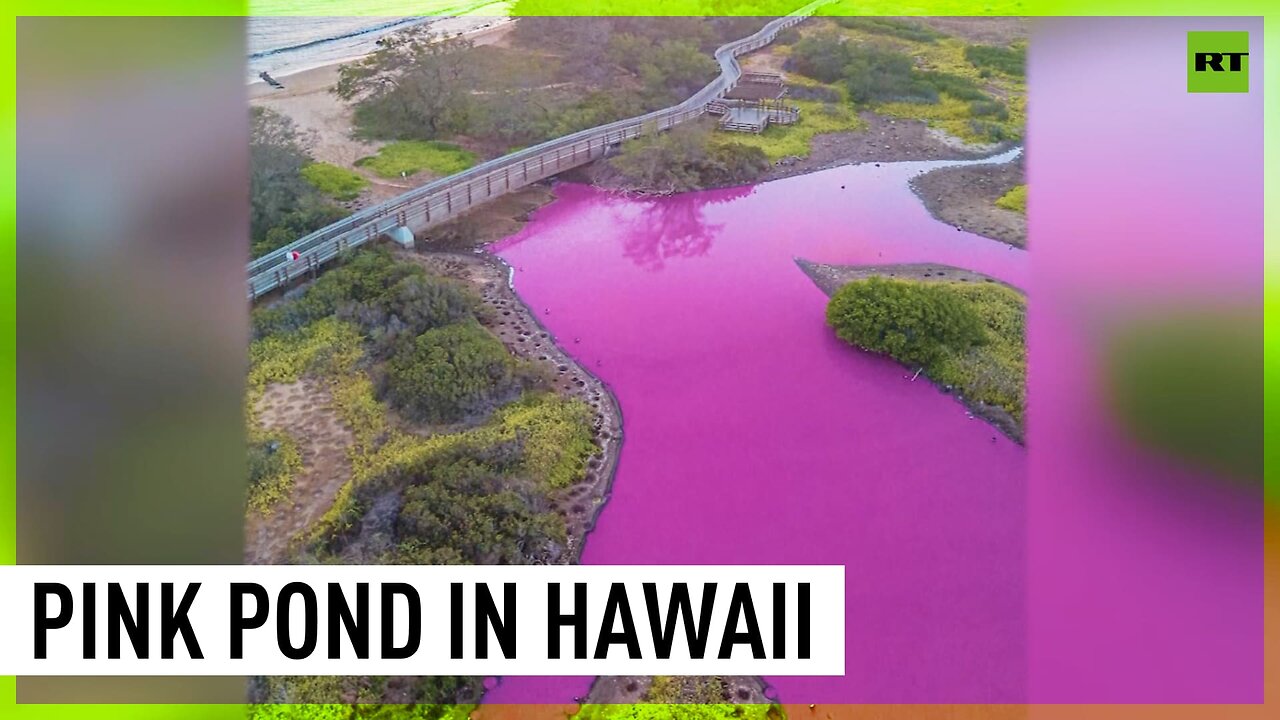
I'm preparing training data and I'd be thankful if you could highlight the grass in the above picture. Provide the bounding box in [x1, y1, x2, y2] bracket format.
[995, 184, 1027, 214]
[885, 35, 1025, 143]
[834, 16, 944, 43]
[300, 162, 367, 201]
[803, 18, 1025, 145]
[965, 43, 1026, 78]
[355, 140, 477, 178]
[719, 99, 867, 161]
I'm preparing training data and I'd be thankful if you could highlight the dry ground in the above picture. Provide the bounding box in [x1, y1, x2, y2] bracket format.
[244, 378, 353, 564]
[909, 155, 1026, 247]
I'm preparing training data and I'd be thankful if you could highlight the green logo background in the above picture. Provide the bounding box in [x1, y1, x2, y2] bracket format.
[1188, 31, 1250, 93]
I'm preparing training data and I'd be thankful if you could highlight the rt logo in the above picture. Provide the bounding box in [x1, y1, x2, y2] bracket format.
[1187, 31, 1249, 93]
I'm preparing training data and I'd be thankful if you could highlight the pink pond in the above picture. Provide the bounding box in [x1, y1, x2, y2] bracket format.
[488, 152, 1028, 704]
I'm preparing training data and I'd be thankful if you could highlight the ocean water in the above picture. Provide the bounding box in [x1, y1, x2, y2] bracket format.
[488, 150, 1029, 704]
[246, 1, 511, 82]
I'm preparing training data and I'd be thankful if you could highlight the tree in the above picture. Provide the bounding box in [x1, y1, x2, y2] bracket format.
[337, 28, 478, 140]
[249, 107, 348, 258]
[384, 321, 520, 424]
[825, 277, 986, 366]
[606, 124, 769, 194]
[250, 108, 313, 240]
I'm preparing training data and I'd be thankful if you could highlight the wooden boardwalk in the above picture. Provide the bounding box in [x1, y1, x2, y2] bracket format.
[246, 1, 830, 300]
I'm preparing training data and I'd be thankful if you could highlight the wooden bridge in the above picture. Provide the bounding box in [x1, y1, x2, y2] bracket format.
[246, 1, 830, 300]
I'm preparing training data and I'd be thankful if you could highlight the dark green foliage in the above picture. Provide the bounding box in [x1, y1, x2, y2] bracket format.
[395, 458, 566, 564]
[789, 83, 842, 103]
[773, 25, 801, 46]
[338, 32, 478, 141]
[843, 48, 938, 104]
[252, 203, 348, 259]
[918, 70, 987, 102]
[607, 123, 771, 193]
[340, 274, 479, 358]
[827, 278, 1027, 430]
[341, 17, 717, 149]
[965, 43, 1026, 77]
[968, 119, 1013, 143]
[251, 249, 422, 338]
[250, 107, 347, 258]
[787, 32, 853, 84]
[1106, 311, 1261, 482]
[384, 321, 520, 424]
[834, 16, 944, 43]
[969, 99, 1009, 120]
[790, 33, 1001, 107]
[826, 277, 986, 366]
[703, 142, 773, 186]
[609, 35, 718, 105]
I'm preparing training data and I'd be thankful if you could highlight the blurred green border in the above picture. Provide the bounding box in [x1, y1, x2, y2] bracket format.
[2, 0, 1274, 716]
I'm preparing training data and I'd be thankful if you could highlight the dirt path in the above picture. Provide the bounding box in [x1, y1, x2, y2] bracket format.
[244, 378, 354, 564]
[909, 155, 1026, 247]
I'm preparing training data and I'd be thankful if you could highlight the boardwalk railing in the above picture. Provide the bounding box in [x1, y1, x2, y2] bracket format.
[247, 1, 829, 300]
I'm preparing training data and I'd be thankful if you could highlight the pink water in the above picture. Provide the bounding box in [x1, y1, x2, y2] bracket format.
[488, 153, 1029, 704]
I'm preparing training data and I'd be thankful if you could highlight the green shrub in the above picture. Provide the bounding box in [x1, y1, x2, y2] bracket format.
[826, 277, 986, 366]
[788, 32, 853, 84]
[968, 118, 1013, 143]
[843, 47, 938, 104]
[834, 16, 944, 43]
[355, 141, 477, 178]
[969, 99, 1009, 120]
[917, 70, 988, 102]
[301, 162, 368, 201]
[395, 457, 567, 564]
[995, 184, 1027, 214]
[492, 393, 597, 489]
[928, 283, 1026, 422]
[826, 278, 1027, 425]
[965, 43, 1026, 77]
[384, 321, 519, 424]
[607, 123, 770, 193]
[251, 248, 423, 339]
[250, 107, 348, 258]
[340, 273, 479, 358]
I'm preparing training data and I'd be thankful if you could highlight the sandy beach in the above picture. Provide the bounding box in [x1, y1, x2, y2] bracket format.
[249, 19, 515, 171]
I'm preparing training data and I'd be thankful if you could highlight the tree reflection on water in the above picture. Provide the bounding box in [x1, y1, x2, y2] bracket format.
[605, 185, 755, 270]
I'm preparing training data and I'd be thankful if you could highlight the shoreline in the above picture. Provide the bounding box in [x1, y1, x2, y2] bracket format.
[247, 16, 515, 89]
[397, 243, 625, 565]
[764, 112, 1019, 184]
[908, 154, 1027, 247]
